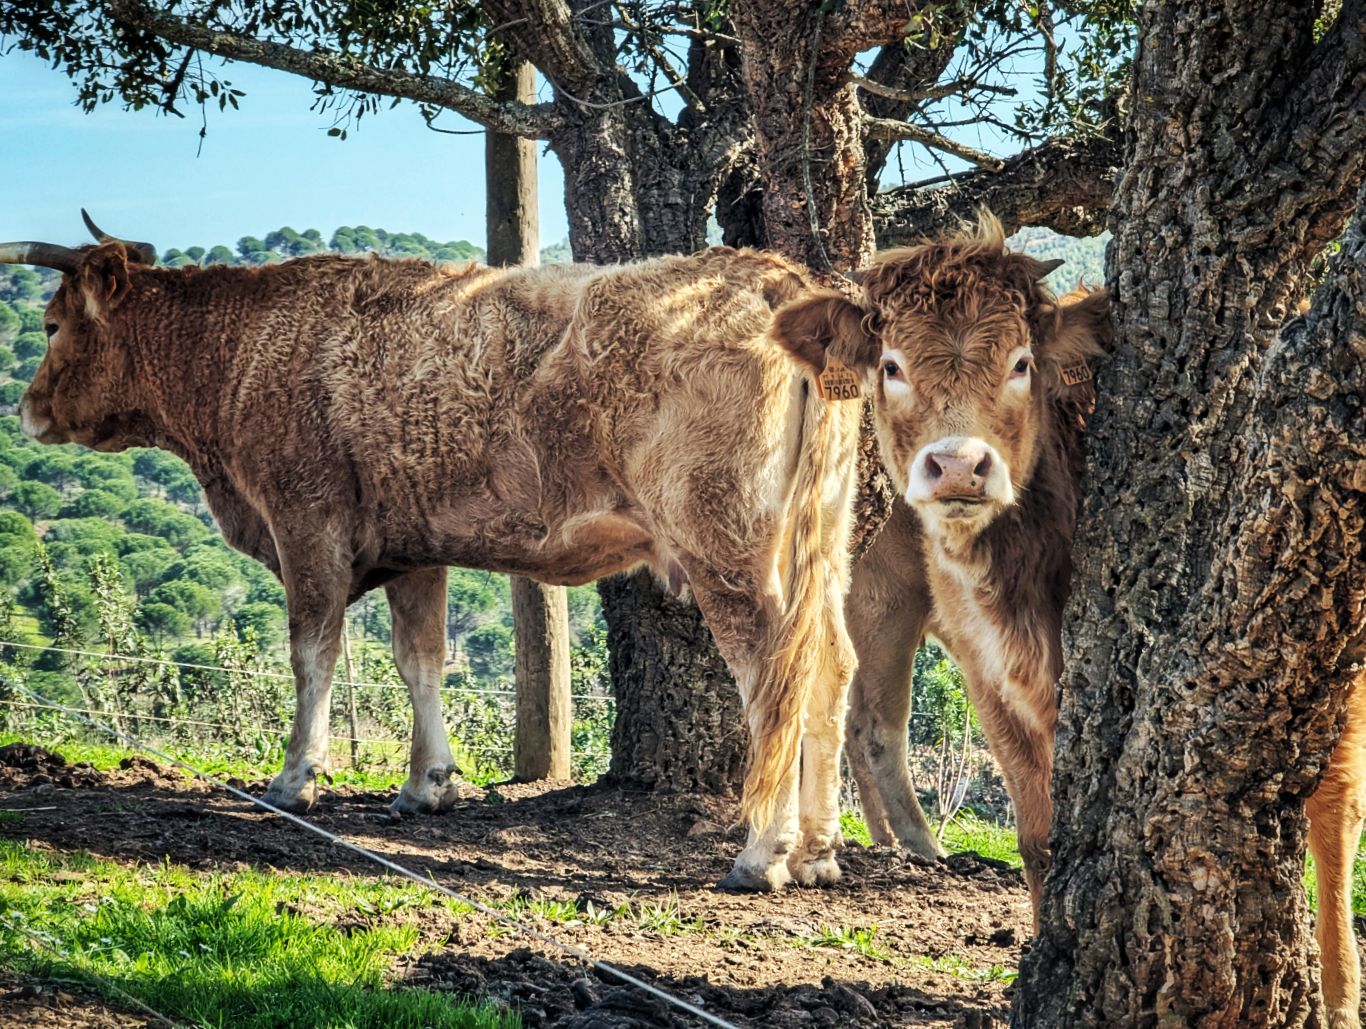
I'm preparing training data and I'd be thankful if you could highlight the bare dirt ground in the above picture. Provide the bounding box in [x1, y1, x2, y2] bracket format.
[0, 743, 1031, 1028]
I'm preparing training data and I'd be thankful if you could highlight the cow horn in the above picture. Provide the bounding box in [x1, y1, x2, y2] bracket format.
[0, 241, 82, 274]
[81, 209, 158, 265]
[1035, 258, 1065, 278]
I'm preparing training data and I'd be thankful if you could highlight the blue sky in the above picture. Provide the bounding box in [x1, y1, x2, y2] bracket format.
[0, 50, 571, 254]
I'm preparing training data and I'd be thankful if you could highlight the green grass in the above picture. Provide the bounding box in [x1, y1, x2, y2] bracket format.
[803, 924, 892, 962]
[840, 809, 1023, 869]
[941, 813, 1023, 869]
[913, 952, 1017, 983]
[0, 841, 515, 1029]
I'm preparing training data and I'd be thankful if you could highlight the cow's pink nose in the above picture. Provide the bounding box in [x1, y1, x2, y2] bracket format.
[923, 446, 992, 499]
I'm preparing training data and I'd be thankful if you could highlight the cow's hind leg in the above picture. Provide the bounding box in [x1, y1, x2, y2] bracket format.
[687, 571, 800, 892]
[789, 575, 858, 886]
[388, 567, 461, 815]
[1307, 675, 1366, 1029]
[262, 537, 349, 812]
[845, 595, 942, 859]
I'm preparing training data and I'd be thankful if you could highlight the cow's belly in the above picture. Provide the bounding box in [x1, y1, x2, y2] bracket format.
[359, 504, 658, 589]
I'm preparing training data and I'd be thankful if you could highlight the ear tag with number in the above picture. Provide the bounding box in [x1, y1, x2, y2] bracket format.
[818, 357, 862, 401]
[1060, 362, 1093, 387]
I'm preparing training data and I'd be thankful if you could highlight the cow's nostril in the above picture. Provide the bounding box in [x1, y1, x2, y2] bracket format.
[973, 454, 992, 479]
[924, 454, 943, 480]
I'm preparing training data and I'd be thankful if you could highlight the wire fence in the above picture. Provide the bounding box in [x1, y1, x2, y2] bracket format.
[0, 638, 613, 781]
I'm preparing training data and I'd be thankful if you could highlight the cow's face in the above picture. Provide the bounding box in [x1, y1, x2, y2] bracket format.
[20, 245, 138, 451]
[773, 216, 1110, 545]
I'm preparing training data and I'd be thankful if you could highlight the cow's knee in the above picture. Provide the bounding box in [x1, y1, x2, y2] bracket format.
[391, 762, 461, 815]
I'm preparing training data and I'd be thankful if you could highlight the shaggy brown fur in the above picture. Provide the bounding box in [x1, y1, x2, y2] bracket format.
[15, 240, 864, 893]
[775, 214, 1366, 1022]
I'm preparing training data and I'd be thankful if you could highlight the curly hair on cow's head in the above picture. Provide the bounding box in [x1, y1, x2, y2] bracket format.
[858, 209, 1063, 323]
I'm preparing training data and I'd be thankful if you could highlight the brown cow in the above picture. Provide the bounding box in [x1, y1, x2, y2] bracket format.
[772, 214, 1366, 1025]
[2, 218, 864, 893]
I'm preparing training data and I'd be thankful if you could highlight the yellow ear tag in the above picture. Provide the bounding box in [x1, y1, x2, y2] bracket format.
[817, 356, 862, 401]
[1060, 362, 1093, 387]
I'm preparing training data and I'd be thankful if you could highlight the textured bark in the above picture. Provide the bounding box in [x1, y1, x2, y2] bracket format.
[1015, 2, 1366, 1025]
[731, 3, 908, 275]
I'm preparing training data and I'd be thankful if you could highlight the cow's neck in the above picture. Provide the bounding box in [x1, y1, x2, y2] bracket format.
[924, 407, 1082, 725]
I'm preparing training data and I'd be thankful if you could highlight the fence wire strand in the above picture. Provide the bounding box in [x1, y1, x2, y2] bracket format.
[0, 640, 614, 703]
[1, 677, 738, 1029]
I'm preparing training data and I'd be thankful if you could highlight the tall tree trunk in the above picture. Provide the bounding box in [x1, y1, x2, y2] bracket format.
[1015, 3, 1366, 1025]
[485, 60, 573, 782]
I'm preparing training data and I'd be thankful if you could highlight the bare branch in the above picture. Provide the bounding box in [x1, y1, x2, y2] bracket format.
[864, 117, 1006, 170]
[483, 0, 604, 94]
[873, 131, 1120, 243]
[105, 0, 560, 138]
[853, 73, 1016, 104]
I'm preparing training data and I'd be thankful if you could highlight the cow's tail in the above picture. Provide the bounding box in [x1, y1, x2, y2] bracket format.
[741, 383, 847, 832]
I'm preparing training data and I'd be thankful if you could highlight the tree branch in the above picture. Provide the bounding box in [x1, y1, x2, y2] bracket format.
[482, 0, 605, 95]
[872, 131, 1120, 242]
[105, 0, 561, 138]
[864, 117, 1005, 170]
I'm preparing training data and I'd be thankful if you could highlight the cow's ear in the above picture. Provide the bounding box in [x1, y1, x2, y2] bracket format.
[74, 243, 134, 324]
[1039, 287, 1112, 393]
[772, 293, 877, 377]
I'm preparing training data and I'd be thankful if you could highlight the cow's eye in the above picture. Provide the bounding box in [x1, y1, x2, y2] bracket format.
[883, 361, 902, 379]
[1011, 356, 1032, 377]
[44, 323, 58, 338]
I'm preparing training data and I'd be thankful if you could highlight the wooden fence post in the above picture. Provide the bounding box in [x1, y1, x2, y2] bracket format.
[485, 59, 572, 780]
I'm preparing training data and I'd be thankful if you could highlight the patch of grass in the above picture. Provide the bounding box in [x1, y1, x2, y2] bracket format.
[803, 924, 892, 962]
[0, 841, 514, 1029]
[941, 813, 1022, 869]
[840, 810, 873, 847]
[913, 952, 1016, 982]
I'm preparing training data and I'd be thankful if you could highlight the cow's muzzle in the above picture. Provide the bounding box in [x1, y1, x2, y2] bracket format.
[906, 437, 1014, 514]
[18, 395, 62, 444]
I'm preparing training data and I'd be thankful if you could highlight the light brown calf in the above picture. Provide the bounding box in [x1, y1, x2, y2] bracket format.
[773, 214, 1366, 1025]
[3, 221, 864, 893]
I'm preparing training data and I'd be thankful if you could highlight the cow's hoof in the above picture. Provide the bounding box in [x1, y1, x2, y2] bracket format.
[717, 862, 791, 893]
[899, 836, 948, 862]
[789, 849, 842, 887]
[261, 764, 324, 813]
[390, 764, 461, 815]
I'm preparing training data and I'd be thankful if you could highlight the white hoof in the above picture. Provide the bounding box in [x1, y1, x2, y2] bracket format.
[718, 859, 793, 893]
[390, 763, 461, 815]
[261, 762, 327, 812]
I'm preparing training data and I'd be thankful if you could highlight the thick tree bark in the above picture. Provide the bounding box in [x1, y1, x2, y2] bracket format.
[1015, 3, 1366, 1025]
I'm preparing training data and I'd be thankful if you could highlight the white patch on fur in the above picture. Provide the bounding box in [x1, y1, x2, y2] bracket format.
[929, 549, 1051, 736]
[18, 399, 48, 441]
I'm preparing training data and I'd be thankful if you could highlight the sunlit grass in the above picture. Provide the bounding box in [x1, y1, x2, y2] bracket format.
[0, 840, 514, 1029]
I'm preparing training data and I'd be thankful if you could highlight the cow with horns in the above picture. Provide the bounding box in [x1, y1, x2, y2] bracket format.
[776, 213, 1366, 1027]
[4, 214, 865, 893]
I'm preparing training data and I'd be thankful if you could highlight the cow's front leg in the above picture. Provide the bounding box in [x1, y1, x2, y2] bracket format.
[262, 540, 348, 812]
[386, 567, 461, 815]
